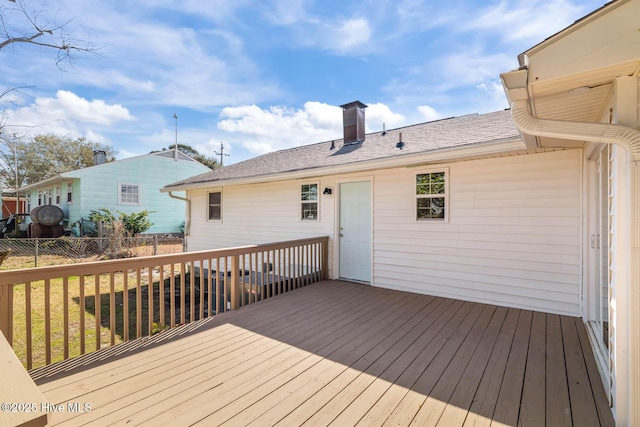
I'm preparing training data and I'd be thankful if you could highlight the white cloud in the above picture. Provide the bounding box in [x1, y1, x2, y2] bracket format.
[3, 91, 134, 143]
[417, 105, 443, 122]
[217, 101, 410, 155]
[464, 0, 584, 44]
[326, 18, 372, 55]
[366, 103, 406, 131]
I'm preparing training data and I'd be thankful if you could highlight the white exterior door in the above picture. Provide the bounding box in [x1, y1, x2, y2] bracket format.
[339, 181, 372, 283]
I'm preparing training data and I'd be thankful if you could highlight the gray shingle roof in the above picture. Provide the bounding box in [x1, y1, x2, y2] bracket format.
[168, 109, 519, 188]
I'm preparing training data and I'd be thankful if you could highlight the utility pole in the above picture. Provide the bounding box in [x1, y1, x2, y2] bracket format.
[173, 113, 178, 160]
[214, 142, 230, 166]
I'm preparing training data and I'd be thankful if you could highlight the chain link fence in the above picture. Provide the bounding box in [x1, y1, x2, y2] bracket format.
[0, 236, 185, 270]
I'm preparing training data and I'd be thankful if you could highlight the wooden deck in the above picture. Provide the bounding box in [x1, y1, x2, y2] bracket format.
[32, 280, 614, 426]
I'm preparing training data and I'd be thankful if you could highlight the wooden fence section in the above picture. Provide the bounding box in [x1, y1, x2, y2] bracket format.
[0, 236, 329, 370]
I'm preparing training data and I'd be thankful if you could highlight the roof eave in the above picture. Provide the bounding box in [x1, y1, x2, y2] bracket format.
[161, 137, 525, 192]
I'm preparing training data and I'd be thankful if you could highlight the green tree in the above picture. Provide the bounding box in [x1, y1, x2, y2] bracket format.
[88, 208, 153, 236]
[153, 143, 218, 170]
[0, 134, 116, 188]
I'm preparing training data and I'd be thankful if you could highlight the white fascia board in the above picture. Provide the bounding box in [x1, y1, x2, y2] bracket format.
[161, 138, 525, 192]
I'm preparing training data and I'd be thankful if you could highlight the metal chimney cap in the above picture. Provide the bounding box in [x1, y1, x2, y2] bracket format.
[339, 101, 368, 110]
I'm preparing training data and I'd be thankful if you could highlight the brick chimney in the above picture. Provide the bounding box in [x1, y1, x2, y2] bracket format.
[340, 101, 367, 145]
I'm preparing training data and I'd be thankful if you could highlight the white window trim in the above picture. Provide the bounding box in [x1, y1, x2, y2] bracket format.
[55, 186, 61, 205]
[414, 167, 449, 223]
[207, 189, 223, 223]
[300, 182, 320, 221]
[118, 183, 141, 206]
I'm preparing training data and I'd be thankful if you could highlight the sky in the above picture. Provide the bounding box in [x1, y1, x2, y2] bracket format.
[0, 0, 607, 165]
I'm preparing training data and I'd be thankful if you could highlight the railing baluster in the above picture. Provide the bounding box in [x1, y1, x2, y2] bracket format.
[136, 269, 142, 338]
[170, 263, 175, 328]
[199, 259, 205, 320]
[123, 271, 129, 342]
[230, 255, 239, 310]
[207, 259, 213, 316]
[189, 261, 195, 323]
[44, 278, 51, 365]
[63, 277, 69, 360]
[25, 281, 32, 370]
[159, 265, 165, 326]
[94, 275, 101, 352]
[148, 266, 154, 335]
[110, 272, 116, 346]
[180, 262, 185, 324]
[79, 275, 85, 355]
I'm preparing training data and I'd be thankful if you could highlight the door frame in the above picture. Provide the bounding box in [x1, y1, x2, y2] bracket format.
[333, 177, 374, 284]
[584, 147, 612, 403]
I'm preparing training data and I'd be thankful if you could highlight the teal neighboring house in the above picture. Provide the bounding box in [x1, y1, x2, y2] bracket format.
[18, 150, 211, 234]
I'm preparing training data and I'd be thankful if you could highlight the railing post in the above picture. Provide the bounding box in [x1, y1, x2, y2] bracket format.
[230, 255, 239, 310]
[322, 238, 329, 280]
[34, 238, 39, 267]
[0, 284, 13, 345]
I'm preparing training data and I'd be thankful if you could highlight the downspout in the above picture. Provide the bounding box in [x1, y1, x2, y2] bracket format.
[501, 69, 640, 425]
[168, 191, 191, 237]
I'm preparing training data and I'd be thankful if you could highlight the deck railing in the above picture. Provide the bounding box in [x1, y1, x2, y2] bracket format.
[0, 236, 329, 370]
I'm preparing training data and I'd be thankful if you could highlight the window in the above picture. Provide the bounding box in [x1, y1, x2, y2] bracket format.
[416, 171, 447, 220]
[301, 183, 318, 220]
[119, 183, 140, 205]
[66, 182, 73, 203]
[208, 191, 222, 220]
[55, 186, 61, 204]
[37, 191, 42, 206]
[47, 189, 52, 205]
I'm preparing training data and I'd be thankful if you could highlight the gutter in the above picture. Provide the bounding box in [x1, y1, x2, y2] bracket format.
[167, 191, 190, 236]
[501, 68, 640, 425]
[161, 137, 524, 193]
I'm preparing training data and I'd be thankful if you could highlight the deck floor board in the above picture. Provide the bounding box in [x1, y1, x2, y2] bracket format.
[34, 280, 614, 427]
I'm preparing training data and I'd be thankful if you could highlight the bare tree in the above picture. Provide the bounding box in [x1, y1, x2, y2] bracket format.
[0, 0, 94, 65]
[0, 0, 97, 168]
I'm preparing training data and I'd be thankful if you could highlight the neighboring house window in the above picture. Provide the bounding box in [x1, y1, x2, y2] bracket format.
[208, 191, 222, 221]
[67, 182, 73, 203]
[37, 191, 42, 206]
[119, 183, 140, 205]
[55, 186, 61, 204]
[301, 183, 318, 220]
[26, 196, 31, 213]
[416, 170, 447, 221]
[47, 189, 52, 205]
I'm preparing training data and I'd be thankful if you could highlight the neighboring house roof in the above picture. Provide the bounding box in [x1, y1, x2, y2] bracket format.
[164, 109, 521, 191]
[18, 150, 206, 193]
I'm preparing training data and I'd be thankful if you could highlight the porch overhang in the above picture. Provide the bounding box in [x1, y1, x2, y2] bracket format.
[500, 0, 640, 424]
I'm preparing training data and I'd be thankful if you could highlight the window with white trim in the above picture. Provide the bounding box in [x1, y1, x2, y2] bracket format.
[37, 191, 42, 206]
[208, 191, 222, 220]
[416, 171, 447, 221]
[301, 183, 318, 220]
[55, 186, 61, 204]
[119, 183, 140, 205]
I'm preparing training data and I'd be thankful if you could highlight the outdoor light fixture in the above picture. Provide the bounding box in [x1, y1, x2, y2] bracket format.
[323, 187, 332, 195]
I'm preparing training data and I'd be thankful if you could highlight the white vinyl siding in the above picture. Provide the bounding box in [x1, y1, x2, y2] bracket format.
[188, 149, 581, 316]
[374, 149, 581, 316]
